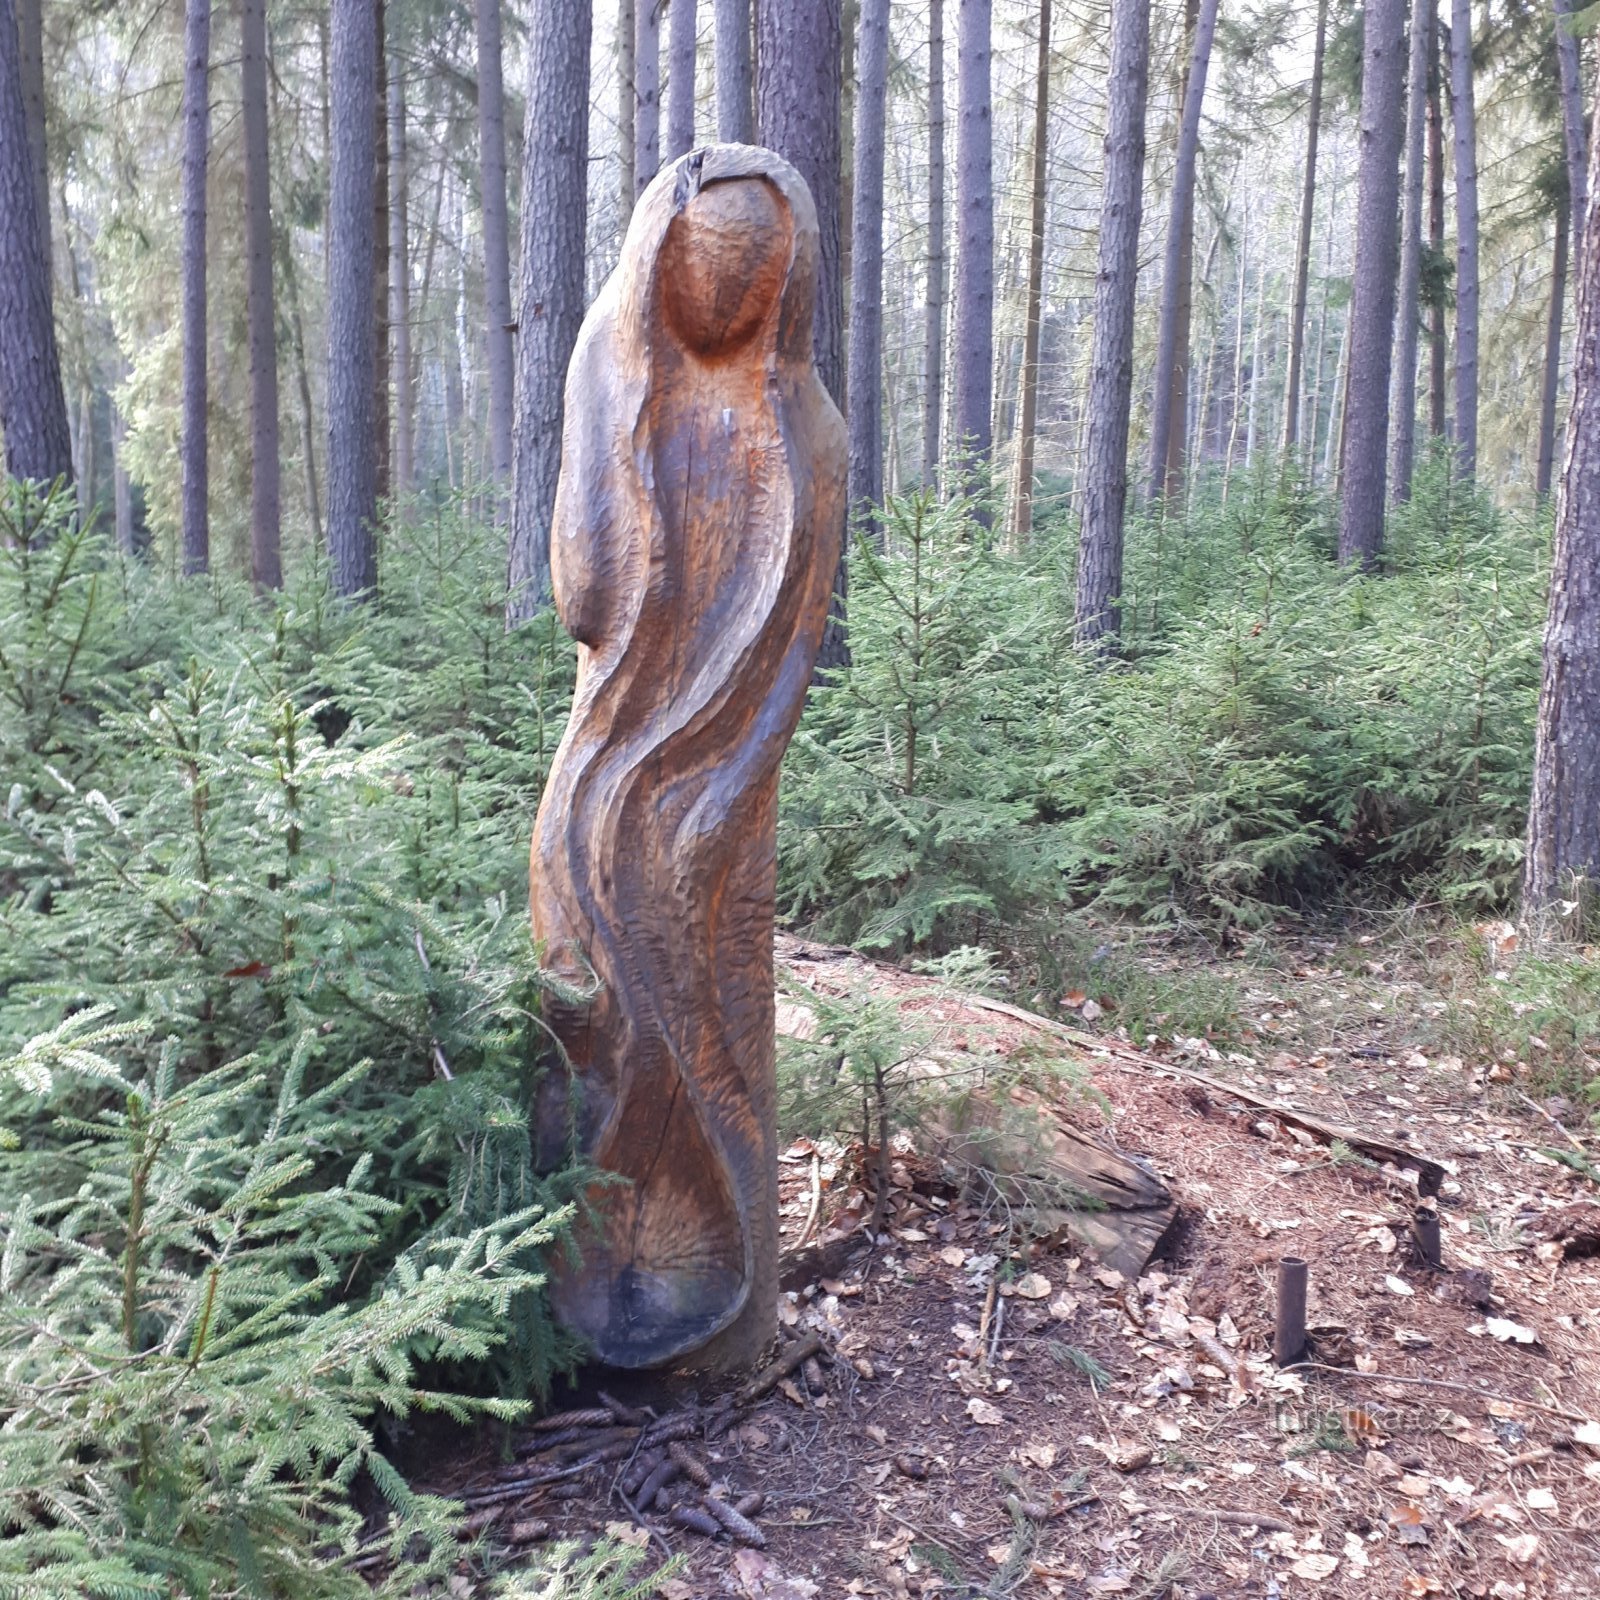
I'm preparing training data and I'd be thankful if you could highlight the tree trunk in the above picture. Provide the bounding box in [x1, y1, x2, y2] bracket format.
[508, 0, 592, 622]
[1145, 0, 1218, 506]
[373, 6, 390, 505]
[283, 234, 324, 549]
[756, 0, 845, 663]
[178, 0, 210, 569]
[389, 67, 414, 499]
[1428, 9, 1448, 438]
[1074, 0, 1149, 648]
[477, 0, 515, 502]
[1008, 0, 1051, 545]
[952, 0, 993, 495]
[1335, 0, 1405, 568]
[1449, 0, 1479, 482]
[242, 0, 281, 589]
[15, 0, 47, 280]
[112, 396, 136, 554]
[846, 0, 889, 535]
[327, 0, 379, 598]
[619, 0, 636, 204]
[1538, 194, 1571, 500]
[1281, 0, 1326, 454]
[922, 0, 946, 486]
[635, 0, 661, 199]
[1555, 0, 1587, 271]
[714, 0, 752, 141]
[1524, 170, 1600, 931]
[1387, 0, 1429, 505]
[667, 0, 696, 159]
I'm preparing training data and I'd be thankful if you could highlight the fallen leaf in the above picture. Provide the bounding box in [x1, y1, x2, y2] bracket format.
[967, 1397, 1003, 1426]
[1574, 1420, 1600, 1452]
[1384, 1275, 1415, 1297]
[1495, 1533, 1541, 1566]
[604, 1521, 650, 1550]
[1486, 1317, 1538, 1345]
[1020, 1440, 1057, 1469]
[1400, 1578, 1444, 1597]
[1012, 1271, 1052, 1300]
[1395, 1474, 1432, 1497]
[1526, 1486, 1557, 1511]
[1291, 1553, 1339, 1582]
[733, 1549, 822, 1599]
[1048, 1292, 1080, 1321]
[939, 1245, 967, 1267]
[1393, 1328, 1432, 1349]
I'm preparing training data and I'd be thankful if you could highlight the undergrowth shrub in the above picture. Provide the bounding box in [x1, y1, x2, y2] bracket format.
[778, 457, 1545, 949]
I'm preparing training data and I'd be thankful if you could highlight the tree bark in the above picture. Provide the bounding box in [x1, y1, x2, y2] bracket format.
[1525, 169, 1600, 930]
[846, 0, 888, 536]
[112, 396, 136, 555]
[388, 67, 413, 499]
[619, 0, 637, 205]
[327, 0, 379, 598]
[0, 0, 67, 494]
[1555, 0, 1587, 272]
[1336, 0, 1405, 568]
[1281, 0, 1326, 454]
[951, 0, 994, 496]
[1146, 0, 1218, 506]
[373, 5, 390, 505]
[1427, 5, 1448, 439]
[635, 0, 661, 200]
[756, 0, 845, 663]
[178, 0, 210, 569]
[508, 0, 592, 622]
[15, 0, 47, 280]
[1449, 0, 1479, 482]
[714, 0, 752, 141]
[1538, 194, 1571, 500]
[477, 0, 515, 503]
[1387, 0, 1429, 505]
[667, 0, 697, 159]
[242, 0, 281, 589]
[922, 0, 946, 486]
[1074, 0, 1149, 648]
[1009, 0, 1051, 544]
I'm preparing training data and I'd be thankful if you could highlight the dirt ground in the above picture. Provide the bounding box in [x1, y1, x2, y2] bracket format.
[428, 929, 1600, 1600]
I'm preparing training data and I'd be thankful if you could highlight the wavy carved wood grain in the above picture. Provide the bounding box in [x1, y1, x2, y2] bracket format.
[529, 145, 846, 1369]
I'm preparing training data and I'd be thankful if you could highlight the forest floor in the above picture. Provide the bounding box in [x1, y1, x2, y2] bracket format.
[424, 923, 1600, 1600]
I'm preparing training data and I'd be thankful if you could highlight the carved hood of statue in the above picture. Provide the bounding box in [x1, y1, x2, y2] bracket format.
[530, 145, 846, 1369]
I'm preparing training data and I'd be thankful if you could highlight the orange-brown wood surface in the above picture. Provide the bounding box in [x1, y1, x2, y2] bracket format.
[530, 146, 846, 1370]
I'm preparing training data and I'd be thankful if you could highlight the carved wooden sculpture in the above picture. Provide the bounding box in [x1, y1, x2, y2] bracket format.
[530, 145, 846, 1369]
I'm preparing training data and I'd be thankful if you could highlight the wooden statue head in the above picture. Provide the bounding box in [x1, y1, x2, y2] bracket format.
[530, 146, 846, 1369]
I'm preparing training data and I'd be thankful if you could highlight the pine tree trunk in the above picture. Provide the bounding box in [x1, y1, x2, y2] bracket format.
[1555, 0, 1587, 271]
[507, 0, 591, 622]
[283, 236, 324, 549]
[667, 0, 696, 159]
[635, 0, 661, 199]
[1449, 0, 1479, 482]
[327, 0, 379, 598]
[178, 0, 210, 569]
[952, 0, 993, 492]
[1146, 0, 1218, 506]
[1387, 0, 1429, 505]
[714, 0, 753, 140]
[1538, 195, 1570, 500]
[388, 68, 413, 499]
[922, 0, 946, 486]
[619, 0, 637, 203]
[15, 0, 48, 279]
[373, 7, 390, 505]
[242, 0, 281, 589]
[846, 0, 889, 534]
[1074, 0, 1149, 648]
[1223, 207, 1249, 501]
[1335, 0, 1405, 568]
[1525, 170, 1600, 931]
[756, 0, 845, 663]
[1009, 0, 1050, 545]
[1281, 0, 1326, 454]
[1427, 7, 1448, 439]
[476, 0, 515, 501]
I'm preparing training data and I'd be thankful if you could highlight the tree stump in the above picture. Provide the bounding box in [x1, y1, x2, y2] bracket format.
[530, 145, 846, 1370]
